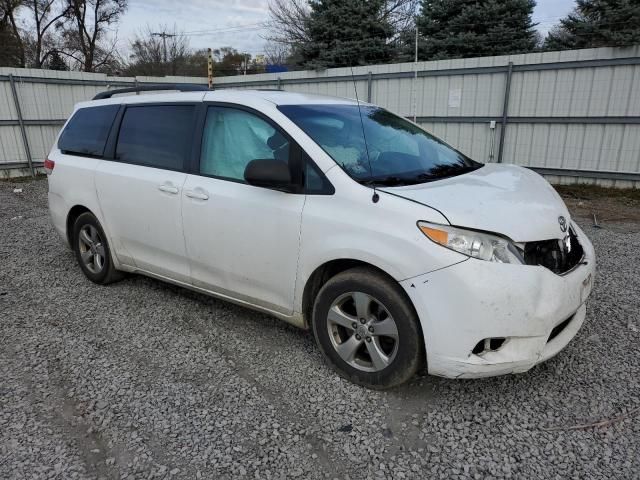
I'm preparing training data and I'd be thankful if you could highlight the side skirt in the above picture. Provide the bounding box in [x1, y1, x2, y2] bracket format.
[118, 265, 307, 329]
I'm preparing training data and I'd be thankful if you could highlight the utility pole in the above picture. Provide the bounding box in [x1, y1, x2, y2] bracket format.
[151, 31, 176, 64]
[207, 48, 214, 89]
[412, 25, 419, 122]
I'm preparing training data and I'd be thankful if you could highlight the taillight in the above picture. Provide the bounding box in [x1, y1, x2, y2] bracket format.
[44, 158, 55, 175]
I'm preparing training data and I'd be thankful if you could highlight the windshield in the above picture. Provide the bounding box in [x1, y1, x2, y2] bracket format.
[278, 104, 482, 186]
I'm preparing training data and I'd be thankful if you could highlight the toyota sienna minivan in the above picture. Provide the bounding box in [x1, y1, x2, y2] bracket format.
[46, 86, 595, 389]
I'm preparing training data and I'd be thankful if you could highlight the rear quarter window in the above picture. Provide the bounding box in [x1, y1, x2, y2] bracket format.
[58, 105, 119, 157]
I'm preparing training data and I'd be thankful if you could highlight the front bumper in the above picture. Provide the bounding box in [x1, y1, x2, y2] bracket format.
[401, 224, 596, 379]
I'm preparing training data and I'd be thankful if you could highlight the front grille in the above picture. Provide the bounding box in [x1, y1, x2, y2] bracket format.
[523, 227, 584, 275]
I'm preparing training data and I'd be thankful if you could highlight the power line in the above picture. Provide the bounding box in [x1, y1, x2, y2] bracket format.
[158, 15, 636, 47]
[186, 14, 574, 37]
[151, 31, 177, 63]
[182, 22, 268, 37]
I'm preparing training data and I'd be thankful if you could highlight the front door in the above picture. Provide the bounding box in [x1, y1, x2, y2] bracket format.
[182, 105, 305, 314]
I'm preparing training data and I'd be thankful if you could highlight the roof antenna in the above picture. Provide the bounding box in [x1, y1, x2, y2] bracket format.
[350, 66, 379, 204]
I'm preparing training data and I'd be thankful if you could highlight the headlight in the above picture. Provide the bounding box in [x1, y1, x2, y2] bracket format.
[418, 221, 524, 264]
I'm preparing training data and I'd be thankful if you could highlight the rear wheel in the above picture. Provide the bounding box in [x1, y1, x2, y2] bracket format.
[73, 212, 122, 284]
[312, 267, 424, 389]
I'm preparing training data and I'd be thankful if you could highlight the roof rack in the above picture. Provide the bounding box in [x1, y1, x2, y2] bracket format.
[93, 84, 209, 100]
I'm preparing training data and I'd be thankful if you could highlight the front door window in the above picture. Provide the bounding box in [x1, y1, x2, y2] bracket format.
[200, 107, 290, 182]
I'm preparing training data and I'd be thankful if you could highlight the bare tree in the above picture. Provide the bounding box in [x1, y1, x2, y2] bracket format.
[381, 0, 417, 39]
[61, 0, 126, 72]
[266, 0, 417, 53]
[23, 0, 70, 67]
[263, 40, 291, 65]
[266, 0, 310, 47]
[211, 46, 251, 75]
[0, 0, 25, 67]
[125, 25, 190, 76]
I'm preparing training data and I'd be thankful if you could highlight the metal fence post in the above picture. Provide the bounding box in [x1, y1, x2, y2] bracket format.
[277, 77, 282, 91]
[496, 62, 513, 164]
[367, 71, 372, 103]
[8, 74, 35, 177]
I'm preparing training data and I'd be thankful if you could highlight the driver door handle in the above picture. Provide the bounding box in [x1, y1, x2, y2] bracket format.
[185, 190, 209, 201]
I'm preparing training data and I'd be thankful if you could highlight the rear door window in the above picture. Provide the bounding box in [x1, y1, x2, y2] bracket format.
[116, 105, 195, 171]
[58, 105, 119, 157]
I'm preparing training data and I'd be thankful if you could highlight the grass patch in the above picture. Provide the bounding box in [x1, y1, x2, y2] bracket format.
[555, 184, 640, 202]
[0, 173, 47, 183]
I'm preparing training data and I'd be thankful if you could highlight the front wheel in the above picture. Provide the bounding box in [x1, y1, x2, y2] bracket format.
[312, 267, 424, 389]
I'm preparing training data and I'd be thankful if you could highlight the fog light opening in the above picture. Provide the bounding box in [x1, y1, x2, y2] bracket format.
[548, 317, 572, 343]
[472, 337, 506, 355]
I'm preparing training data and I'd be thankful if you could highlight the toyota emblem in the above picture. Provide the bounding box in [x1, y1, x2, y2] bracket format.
[558, 216, 568, 233]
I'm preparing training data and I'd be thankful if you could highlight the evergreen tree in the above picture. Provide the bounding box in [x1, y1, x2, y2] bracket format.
[545, 0, 640, 50]
[47, 50, 68, 70]
[0, 0, 25, 67]
[414, 0, 537, 60]
[301, 0, 396, 69]
[0, 20, 23, 67]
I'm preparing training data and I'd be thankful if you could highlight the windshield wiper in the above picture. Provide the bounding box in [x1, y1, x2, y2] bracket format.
[414, 164, 482, 182]
[361, 164, 482, 187]
[361, 176, 410, 187]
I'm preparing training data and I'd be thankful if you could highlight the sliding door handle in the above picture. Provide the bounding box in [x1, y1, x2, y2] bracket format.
[158, 184, 179, 194]
[185, 190, 209, 201]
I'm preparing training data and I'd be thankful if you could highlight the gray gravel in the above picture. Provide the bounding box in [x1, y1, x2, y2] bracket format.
[1, 177, 639, 480]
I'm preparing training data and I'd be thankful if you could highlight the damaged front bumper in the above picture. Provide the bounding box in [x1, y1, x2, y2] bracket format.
[401, 224, 596, 379]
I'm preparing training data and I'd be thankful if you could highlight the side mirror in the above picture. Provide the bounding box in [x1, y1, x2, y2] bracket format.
[244, 159, 292, 191]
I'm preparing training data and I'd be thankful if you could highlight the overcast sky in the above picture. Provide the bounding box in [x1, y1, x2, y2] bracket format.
[116, 0, 577, 57]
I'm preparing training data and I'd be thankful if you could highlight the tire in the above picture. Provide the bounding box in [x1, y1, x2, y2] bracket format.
[72, 212, 123, 285]
[312, 266, 424, 389]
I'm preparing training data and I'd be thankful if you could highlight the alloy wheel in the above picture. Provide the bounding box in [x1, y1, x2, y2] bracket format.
[327, 291, 399, 372]
[78, 224, 106, 274]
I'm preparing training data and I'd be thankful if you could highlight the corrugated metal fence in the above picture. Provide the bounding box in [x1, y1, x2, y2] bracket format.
[0, 70, 207, 176]
[2, 46, 640, 186]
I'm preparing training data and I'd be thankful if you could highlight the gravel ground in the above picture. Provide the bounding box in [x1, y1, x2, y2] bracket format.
[1, 177, 639, 480]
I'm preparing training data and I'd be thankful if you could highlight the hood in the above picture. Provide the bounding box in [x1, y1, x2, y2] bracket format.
[382, 164, 571, 242]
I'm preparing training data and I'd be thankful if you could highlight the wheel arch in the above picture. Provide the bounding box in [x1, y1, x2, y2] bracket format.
[301, 259, 419, 331]
[66, 205, 93, 247]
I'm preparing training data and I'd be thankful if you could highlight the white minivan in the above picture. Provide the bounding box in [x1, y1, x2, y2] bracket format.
[47, 86, 595, 388]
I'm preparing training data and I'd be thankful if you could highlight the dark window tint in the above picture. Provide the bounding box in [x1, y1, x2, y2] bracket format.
[200, 107, 290, 182]
[116, 105, 194, 170]
[58, 105, 119, 157]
